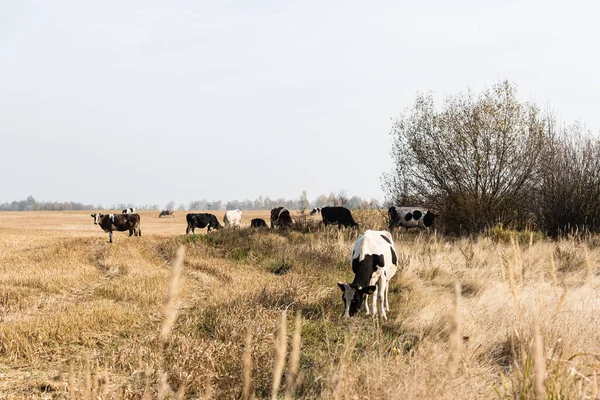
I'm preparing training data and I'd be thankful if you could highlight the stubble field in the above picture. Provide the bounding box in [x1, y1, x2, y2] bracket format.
[1, 210, 600, 399]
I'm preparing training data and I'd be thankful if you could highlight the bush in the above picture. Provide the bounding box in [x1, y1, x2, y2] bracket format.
[534, 122, 600, 237]
[383, 81, 547, 234]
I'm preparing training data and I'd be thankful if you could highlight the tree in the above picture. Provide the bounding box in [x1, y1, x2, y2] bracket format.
[337, 190, 348, 207]
[313, 195, 329, 208]
[299, 190, 310, 213]
[165, 200, 176, 210]
[328, 193, 337, 207]
[534, 122, 600, 236]
[383, 81, 547, 234]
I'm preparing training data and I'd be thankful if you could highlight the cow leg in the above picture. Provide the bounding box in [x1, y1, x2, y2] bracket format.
[364, 294, 371, 315]
[129, 228, 134, 237]
[379, 280, 388, 320]
[385, 282, 390, 312]
[186, 224, 191, 235]
[108, 231, 113, 243]
[371, 285, 379, 317]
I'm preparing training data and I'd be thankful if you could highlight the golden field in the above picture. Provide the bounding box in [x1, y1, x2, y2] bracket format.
[1, 210, 600, 399]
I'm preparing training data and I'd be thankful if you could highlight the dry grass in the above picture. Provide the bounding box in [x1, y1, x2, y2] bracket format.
[1, 211, 600, 398]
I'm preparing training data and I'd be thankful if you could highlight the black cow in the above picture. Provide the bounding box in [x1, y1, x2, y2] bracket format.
[270, 207, 293, 229]
[91, 213, 141, 243]
[186, 213, 221, 234]
[251, 218, 268, 228]
[319, 206, 358, 229]
[159, 209, 174, 218]
[388, 207, 438, 232]
[122, 207, 135, 214]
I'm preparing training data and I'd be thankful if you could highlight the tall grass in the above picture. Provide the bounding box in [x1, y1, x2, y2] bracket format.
[1, 213, 600, 398]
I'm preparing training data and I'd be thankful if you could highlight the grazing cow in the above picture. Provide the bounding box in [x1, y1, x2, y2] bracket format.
[122, 207, 135, 214]
[186, 213, 221, 234]
[159, 209, 174, 218]
[310, 207, 321, 215]
[388, 207, 438, 232]
[320, 206, 358, 229]
[91, 213, 141, 243]
[223, 209, 242, 228]
[251, 218, 268, 228]
[338, 230, 398, 320]
[270, 207, 293, 229]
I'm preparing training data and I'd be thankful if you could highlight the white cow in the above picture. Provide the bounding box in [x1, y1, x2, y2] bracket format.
[338, 230, 398, 320]
[223, 209, 242, 228]
[122, 207, 136, 214]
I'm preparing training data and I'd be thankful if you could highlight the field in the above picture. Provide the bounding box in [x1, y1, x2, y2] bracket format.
[1, 210, 600, 399]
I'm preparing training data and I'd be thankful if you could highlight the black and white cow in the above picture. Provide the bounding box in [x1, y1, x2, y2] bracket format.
[186, 213, 221, 234]
[318, 206, 358, 229]
[251, 218, 268, 228]
[91, 213, 141, 243]
[388, 207, 438, 232]
[159, 209, 174, 218]
[310, 207, 321, 215]
[270, 207, 293, 229]
[122, 207, 135, 214]
[338, 230, 398, 320]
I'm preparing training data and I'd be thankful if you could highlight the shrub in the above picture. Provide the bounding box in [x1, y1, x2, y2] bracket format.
[383, 81, 547, 234]
[534, 122, 600, 237]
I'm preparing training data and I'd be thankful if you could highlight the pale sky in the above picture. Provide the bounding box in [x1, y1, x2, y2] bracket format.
[1, 0, 599, 207]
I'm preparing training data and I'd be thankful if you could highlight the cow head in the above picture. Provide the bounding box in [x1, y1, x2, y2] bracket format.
[423, 211, 438, 227]
[211, 217, 222, 230]
[337, 282, 376, 317]
[310, 207, 321, 215]
[91, 213, 103, 225]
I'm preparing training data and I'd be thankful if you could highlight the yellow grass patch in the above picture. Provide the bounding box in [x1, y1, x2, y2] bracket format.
[0, 211, 599, 398]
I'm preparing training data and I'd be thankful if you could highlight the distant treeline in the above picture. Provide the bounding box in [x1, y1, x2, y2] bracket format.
[189, 191, 381, 211]
[0, 192, 382, 212]
[0, 196, 98, 211]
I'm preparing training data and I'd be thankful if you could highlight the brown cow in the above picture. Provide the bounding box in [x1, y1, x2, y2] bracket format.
[270, 207, 293, 229]
[91, 213, 141, 243]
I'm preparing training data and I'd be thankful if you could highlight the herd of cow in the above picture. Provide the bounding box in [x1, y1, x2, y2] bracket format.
[90, 206, 438, 243]
[89, 205, 437, 318]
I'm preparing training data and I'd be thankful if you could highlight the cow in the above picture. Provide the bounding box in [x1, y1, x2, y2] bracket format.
[310, 207, 321, 215]
[91, 213, 141, 243]
[338, 230, 398, 320]
[224, 209, 242, 228]
[319, 206, 358, 229]
[270, 207, 293, 229]
[388, 207, 438, 232]
[122, 207, 135, 214]
[186, 213, 221, 234]
[159, 209, 174, 218]
[251, 218, 268, 228]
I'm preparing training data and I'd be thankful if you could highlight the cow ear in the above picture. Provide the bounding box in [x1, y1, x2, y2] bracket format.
[362, 286, 376, 295]
[337, 282, 346, 292]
